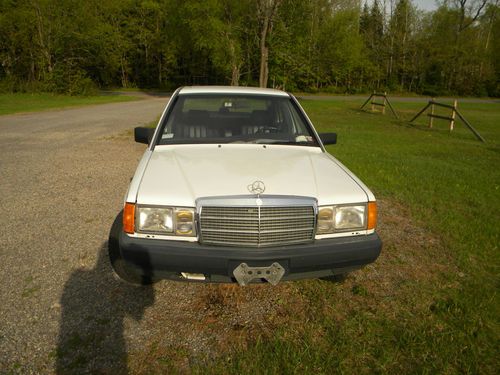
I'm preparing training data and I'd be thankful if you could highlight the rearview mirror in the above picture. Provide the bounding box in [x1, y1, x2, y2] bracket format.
[319, 132, 337, 145]
[134, 127, 155, 144]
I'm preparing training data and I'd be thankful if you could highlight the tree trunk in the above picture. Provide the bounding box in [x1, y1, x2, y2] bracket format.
[231, 65, 240, 86]
[258, 0, 281, 88]
[121, 56, 128, 88]
[259, 15, 269, 88]
[480, 1, 498, 79]
[33, 1, 53, 79]
[259, 46, 269, 88]
[158, 55, 162, 85]
[388, 35, 394, 80]
[228, 38, 240, 86]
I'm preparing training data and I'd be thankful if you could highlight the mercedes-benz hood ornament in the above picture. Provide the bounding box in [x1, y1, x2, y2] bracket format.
[248, 180, 265, 195]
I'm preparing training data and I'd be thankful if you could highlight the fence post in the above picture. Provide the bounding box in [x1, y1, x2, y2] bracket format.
[371, 91, 375, 112]
[382, 92, 387, 115]
[450, 99, 457, 131]
[429, 98, 435, 128]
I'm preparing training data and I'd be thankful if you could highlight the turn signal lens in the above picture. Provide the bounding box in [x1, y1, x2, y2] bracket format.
[123, 203, 135, 234]
[367, 201, 377, 230]
[317, 207, 334, 234]
[175, 209, 195, 236]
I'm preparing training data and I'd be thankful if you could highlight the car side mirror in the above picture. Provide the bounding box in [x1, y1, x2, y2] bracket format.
[134, 127, 155, 144]
[319, 132, 337, 145]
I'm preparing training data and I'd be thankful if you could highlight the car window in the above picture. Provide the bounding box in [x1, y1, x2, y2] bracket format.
[158, 94, 318, 146]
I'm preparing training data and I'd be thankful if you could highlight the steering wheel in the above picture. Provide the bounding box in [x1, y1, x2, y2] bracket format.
[255, 125, 279, 134]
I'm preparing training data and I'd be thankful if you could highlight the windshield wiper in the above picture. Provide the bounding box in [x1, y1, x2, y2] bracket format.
[245, 138, 296, 144]
[254, 139, 315, 146]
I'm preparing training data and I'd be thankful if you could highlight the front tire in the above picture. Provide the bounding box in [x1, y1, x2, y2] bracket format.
[108, 211, 154, 285]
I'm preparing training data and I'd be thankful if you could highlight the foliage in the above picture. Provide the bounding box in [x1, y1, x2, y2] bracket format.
[0, 0, 498, 95]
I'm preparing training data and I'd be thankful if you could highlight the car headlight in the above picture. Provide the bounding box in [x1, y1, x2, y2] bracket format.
[136, 206, 196, 236]
[138, 207, 173, 233]
[317, 204, 371, 234]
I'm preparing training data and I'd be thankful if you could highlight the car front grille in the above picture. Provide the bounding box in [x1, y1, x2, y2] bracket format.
[199, 205, 316, 247]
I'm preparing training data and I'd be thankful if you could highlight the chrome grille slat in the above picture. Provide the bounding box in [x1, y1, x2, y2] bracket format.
[202, 229, 260, 234]
[200, 204, 315, 247]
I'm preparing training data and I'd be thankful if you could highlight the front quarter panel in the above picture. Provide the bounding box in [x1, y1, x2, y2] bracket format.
[324, 153, 376, 202]
[125, 149, 153, 204]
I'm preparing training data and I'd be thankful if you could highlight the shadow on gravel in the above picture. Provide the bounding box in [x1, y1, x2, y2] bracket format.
[56, 242, 154, 374]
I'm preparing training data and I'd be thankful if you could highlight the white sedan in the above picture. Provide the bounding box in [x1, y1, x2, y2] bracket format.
[108, 86, 381, 286]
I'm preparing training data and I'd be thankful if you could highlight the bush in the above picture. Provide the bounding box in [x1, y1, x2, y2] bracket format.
[322, 86, 345, 94]
[419, 85, 453, 98]
[67, 75, 98, 96]
[471, 84, 488, 98]
[1, 66, 99, 96]
[0, 77, 16, 93]
[485, 80, 500, 98]
[0, 77, 47, 94]
[44, 65, 98, 96]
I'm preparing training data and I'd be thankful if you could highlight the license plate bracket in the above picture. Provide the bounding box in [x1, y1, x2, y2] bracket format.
[233, 262, 285, 286]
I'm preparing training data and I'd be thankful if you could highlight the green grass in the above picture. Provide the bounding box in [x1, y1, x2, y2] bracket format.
[196, 99, 500, 374]
[0, 93, 141, 115]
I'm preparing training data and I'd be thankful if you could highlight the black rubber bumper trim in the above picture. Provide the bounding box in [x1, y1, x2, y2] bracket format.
[119, 232, 382, 278]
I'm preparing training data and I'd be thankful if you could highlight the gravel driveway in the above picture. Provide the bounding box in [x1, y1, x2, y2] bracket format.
[0, 97, 162, 373]
[0, 97, 295, 374]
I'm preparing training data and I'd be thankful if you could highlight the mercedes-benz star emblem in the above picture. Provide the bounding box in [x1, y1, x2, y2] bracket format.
[248, 180, 265, 195]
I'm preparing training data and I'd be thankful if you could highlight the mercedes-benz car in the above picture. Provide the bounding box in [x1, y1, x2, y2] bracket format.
[108, 86, 382, 286]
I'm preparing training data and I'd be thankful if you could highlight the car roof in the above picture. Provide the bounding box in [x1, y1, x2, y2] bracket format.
[178, 86, 290, 97]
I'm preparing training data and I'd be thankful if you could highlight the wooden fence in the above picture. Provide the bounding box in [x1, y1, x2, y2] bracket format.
[360, 92, 399, 119]
[410, 99, 485, 142]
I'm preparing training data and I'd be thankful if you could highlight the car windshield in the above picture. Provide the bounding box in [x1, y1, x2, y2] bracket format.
[157, 94, 319, 146]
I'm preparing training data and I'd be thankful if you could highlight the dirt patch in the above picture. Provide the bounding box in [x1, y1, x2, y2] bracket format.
[128, 198, 457, 373]
[129, 281, 304, 373]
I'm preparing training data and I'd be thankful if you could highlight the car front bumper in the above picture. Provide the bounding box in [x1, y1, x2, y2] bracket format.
[119, 232, 382, 283]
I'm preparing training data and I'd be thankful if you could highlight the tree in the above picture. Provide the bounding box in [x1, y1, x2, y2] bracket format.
[317, 9, 366, 92]
[257, 0, 283, 87]
[387, 0, 418, 90]
[184, 0, 252, 86]
[359, 0, 385, 89]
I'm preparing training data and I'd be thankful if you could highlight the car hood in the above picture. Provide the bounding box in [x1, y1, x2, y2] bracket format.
[135, 144, 368, 207]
